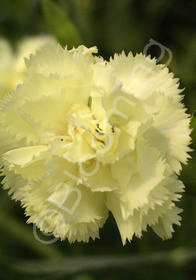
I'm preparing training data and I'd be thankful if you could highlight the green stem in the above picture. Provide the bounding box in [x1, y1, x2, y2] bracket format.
[0, 212, 64, 260]
[11, 247, 196, 275]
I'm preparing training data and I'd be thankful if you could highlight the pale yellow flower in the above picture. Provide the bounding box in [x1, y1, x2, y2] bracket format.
[0, 44, 191, 244]
[0, 36, 56, 97]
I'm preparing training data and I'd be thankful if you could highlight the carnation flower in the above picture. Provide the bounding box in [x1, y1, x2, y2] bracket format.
[0, 43, 191, 244]
[0, 36, 56, 97]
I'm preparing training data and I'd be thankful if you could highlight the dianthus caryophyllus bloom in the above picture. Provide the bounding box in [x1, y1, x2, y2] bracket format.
[0, 36, 56, 97]
[0, 43, 191, 244]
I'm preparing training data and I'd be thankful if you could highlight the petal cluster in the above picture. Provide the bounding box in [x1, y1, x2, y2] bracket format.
[0, 43, 191, 244]
[0, 36, 56, 97]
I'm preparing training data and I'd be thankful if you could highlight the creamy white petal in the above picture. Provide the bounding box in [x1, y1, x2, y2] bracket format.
[152, 207, 182, 239]
[111, 152, 137, 188]
[1, 167, 27, 200]
[26, 44, 96, 85]
[143, 94, 192, 173]
[0, 39, 13, 71]
[2, 145, 48, 167]
[107, 174, 184, 244]
[23, 181, 108, 242]
[80, 161, 119, 192]
[116, 142, 165, 214]
[109, 52, 183, 101]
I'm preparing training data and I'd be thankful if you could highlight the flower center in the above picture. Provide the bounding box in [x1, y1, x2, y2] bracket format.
[53, 103, 120, 163]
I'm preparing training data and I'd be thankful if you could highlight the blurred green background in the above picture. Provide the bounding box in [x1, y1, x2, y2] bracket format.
[0, 0, 195, 279]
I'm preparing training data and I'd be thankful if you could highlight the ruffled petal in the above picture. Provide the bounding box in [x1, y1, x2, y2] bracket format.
[143, 93, 192, 173]
[109, 52, 183, 101]
[23, 181, 108, 242]
[107, 175, 184, 244]
[2, 145, 48, 167]
[103, 87, 148, 127]
[116, 141, 165, 215]
[80, 161, 119, 192]
[152, 207, 182, 239]
[111, 152, 137, 188]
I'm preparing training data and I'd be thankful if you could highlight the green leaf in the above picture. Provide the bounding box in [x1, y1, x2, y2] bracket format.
[42, 0, 81, 47]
